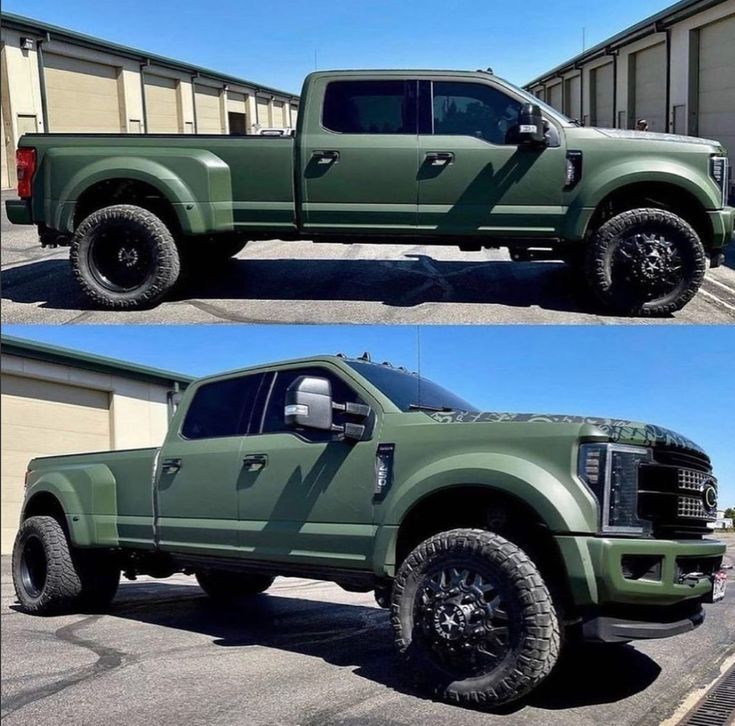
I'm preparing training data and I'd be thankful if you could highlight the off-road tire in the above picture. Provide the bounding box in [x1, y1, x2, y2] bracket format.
[196, 570, 274, 601]
[585, 208, 706, 316]
[12, 516, 119, 615]
[70, 204, 181, 310]
[391, 528, 560, 708]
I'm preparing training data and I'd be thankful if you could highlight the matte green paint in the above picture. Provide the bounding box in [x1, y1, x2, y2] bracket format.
[13, 70, 733, 249]
[20, 356, 726, 613]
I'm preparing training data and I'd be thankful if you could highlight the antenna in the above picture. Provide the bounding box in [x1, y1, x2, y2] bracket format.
[416, 326, 422, 405]
[314, 48, 318, 71]
[582, 27, 586, 52]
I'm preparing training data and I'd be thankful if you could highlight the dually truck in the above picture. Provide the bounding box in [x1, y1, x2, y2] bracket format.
[12, 355, 727, 708]
[6, 69, 734, 316]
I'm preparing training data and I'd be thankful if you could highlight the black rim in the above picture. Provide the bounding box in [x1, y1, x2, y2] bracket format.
[20, 535, 47, 598]
[413, 563, 514, 678]
[610, 229, 687, 303]
[88, 223, 154, 292]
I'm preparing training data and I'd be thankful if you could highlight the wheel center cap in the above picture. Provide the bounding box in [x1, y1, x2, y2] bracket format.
[433, 604, 467, 640]
[118, 247, 139, 267]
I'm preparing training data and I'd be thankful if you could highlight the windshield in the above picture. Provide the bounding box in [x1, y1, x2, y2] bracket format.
[346, 361, 477, 412]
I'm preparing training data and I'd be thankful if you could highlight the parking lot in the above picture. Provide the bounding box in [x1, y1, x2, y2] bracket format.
[1, 534, 733, 726]
[3, 191, 734, 325]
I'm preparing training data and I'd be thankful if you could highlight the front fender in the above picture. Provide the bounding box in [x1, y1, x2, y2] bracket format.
[374, 452, 595, 574]
[25, 464, 119, 547]
[563, 158, 720, 240]
[41, 147, 233, 235]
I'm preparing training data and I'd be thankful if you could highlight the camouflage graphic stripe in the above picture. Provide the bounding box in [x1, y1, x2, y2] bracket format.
[427, 411, 707, 457]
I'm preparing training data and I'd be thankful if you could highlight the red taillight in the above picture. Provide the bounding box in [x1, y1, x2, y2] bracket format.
[17, 147, 36, 199]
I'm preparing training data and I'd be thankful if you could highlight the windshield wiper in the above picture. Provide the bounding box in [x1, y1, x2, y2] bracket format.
[408, 403, 454, 412]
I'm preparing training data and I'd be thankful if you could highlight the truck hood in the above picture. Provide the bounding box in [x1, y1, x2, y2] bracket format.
[427, 411, 707, 457]
[595, 127, 721, 149]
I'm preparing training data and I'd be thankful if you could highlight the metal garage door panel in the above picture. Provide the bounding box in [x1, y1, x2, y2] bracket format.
[1, 104, 8, 189]
[257, 97, 271, 127]
[564, 76, 581, 122]
[592, 63, 614, 127]
[633, 43, 666, 132]
[272, 100, 286, 128]
[1, 374, 111, 553]
[145, 75, 180, 133]
[45, 53, 122, 133]
[698, 15, 735, 159]
[227, 91, 247, 115]
[548, 83, 562, 111]
[195, 85, 222, 134]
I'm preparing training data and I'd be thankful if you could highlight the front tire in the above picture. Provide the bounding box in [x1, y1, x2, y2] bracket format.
[196, 570, 274, 601]
[585, 208, 706, 316]
[70, 204, 181, 310]
[391, 529, 560, 708]
[12, 516, 119, 615]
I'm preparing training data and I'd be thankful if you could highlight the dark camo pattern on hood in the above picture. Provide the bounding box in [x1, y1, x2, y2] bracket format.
[428, 411, 707, 457]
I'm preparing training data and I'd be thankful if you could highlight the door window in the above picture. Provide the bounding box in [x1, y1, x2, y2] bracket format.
[181, 374, 264, 440]
[322, 80, 417, 134]
[431, 81, 522, 145]
[260, 367, 364, 441]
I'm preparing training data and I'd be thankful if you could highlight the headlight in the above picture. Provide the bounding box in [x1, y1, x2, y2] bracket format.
[710, 156, 729, 208]
[578, 443, 653, 535]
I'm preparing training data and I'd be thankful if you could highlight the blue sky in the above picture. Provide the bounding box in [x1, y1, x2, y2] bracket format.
[6, 0, 675, 92]
[5, 324, 734, 506]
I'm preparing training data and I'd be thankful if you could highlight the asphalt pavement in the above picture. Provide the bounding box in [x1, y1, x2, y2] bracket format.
[3, 190, 734, 325]
[2, 535, 734, 726]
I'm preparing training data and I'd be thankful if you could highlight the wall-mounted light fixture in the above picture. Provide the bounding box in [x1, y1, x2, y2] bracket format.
[20, 37, 34, 51]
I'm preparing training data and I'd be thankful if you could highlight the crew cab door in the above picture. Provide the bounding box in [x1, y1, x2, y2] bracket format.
[417, 79, 566, 236]
[236, 364, 379, 570]
[299, 78, 419, 233]
[155, 373, 265, 557]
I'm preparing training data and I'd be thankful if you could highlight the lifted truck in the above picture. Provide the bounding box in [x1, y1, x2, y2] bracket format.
[6, 70, 734, 316]
[12, 355, 727, 707]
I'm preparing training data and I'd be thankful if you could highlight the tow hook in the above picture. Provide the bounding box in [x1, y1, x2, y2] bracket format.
[679, 571, 706, 587]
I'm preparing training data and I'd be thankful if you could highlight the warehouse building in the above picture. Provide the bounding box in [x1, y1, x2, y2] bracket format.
[0, 336, 192, 552]
[525, 0, 734, 191]
[0, 12, 300, 189]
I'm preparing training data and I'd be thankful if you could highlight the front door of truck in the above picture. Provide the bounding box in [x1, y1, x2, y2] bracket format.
[156, 373, 265, 557]
[299, 78, 419, 233]
[417, 80, 566, 236]
[236, 365, 379, 570]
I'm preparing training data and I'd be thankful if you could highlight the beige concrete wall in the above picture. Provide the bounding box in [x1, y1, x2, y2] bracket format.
[0, 352, 175, 552]
[0, 23, 298, 186]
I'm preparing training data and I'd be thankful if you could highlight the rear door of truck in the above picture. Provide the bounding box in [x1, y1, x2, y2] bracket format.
[298, 76, 420, 233]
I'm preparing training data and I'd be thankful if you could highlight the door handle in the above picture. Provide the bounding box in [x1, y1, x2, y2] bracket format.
[161, 458, 182, 474]
[312, 150, 340, 164]
[425, 151, 454, 166]
[243, 454, 268, 471]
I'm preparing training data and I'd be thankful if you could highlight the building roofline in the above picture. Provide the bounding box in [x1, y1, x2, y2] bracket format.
[1, 335, 194, 388]
[523, 0, 726, 88]
[0, 11, 300, 101]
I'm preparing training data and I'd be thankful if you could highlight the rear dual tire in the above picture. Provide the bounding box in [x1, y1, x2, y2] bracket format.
[12, 516, 119, 615]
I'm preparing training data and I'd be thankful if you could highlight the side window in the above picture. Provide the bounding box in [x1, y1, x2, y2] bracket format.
[181, 374, 263, 440]
[432, 81, 522, 145]
[260, 367, 363, 439]
[323, 80, 417, 134]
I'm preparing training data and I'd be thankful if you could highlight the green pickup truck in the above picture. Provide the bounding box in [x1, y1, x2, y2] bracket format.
[12, 355, 727, 707]
[7, 70, 734, 316]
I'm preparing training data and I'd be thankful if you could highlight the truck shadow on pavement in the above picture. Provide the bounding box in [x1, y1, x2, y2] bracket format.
[109, 580, 661, 714]
[0, 255, 607, 316]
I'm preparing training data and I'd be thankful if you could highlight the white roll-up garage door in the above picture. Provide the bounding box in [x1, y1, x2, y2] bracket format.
[145, 75, 181, 133]
[272, 100, 286, 128]
[1, 374, 111, 553]
[256, 97, 271, 127]
[44, 53, 122, 133]
[564, 76, 581, 122]
[698, 14, 735, 163]
[548, 83, 562, 111]
[591, 63, 614, 128]
[195, 85, 223, 134]
[632, 43, 666, 132]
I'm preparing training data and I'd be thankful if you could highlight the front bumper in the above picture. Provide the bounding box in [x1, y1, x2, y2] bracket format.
[709, 206, 734, 250]
[5, 199, 33, 225]
[556, 535, 726, 608]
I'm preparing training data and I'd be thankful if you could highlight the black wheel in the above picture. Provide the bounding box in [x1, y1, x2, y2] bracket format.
[196, 570, 274, 601]
[391, 529, 560, 708]
[12, 516, 119, 615]
[70, 204, 181, 309]
[585, 208, 706, 316]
